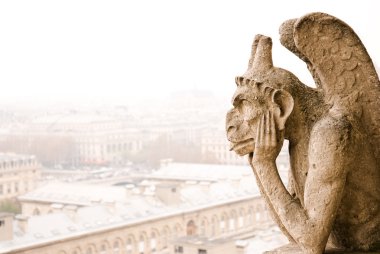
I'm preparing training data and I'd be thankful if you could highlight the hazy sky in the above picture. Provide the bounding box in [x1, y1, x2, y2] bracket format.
[0, 0, 379, 106]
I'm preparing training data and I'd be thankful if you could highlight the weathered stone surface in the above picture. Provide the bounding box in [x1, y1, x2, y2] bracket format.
[226, 12, 380, 254]
[265, 244, 380, 254]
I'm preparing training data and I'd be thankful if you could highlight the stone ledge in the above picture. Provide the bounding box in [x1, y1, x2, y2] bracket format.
[264, 244, 380, 254]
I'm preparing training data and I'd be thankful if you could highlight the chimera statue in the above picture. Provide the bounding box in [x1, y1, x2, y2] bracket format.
[226, 12, 380, 253]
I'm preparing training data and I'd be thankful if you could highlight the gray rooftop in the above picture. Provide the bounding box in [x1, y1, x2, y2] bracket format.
[0, 162, 286, 253]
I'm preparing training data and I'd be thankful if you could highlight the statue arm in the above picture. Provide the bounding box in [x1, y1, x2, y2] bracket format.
[251, 113, 350, 253]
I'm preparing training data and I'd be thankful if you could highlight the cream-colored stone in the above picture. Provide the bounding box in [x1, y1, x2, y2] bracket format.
[2, 197, 272, 254]
[0, 154, 40, 202]
[265, 244, 380, 254]
[226, 12, 380, 253]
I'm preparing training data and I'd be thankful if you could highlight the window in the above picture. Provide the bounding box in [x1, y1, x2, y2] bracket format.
[113, 241, 120, 254]
[186, 220, 196, 236]
[0, 184, 3, 195]
[100, 244, 106, 254]
[174, 246, 183, 253]
[126, 238, 132, 254]
[211, 217, 217, 236]
[200, 220, 206, 235]
[0, 220, 5, 227]
[150, 232, 157, 252]
[139, 235, 145, 254]
[229, 217, 235, 231]
[220, 215, 226, 233]
[238, 216, 244, 228]
[33, 208, 40, 216]
[198, 249, 207, 254]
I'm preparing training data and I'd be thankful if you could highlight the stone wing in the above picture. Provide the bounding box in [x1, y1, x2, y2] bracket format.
[288, 12, 380, 161]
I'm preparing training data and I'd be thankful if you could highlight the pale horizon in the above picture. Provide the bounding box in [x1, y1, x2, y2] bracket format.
[0, 0, 379, 107]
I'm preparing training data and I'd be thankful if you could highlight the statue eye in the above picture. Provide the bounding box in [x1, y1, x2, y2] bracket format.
[239, 99, 261, 122]
[239, 100, 251, 116]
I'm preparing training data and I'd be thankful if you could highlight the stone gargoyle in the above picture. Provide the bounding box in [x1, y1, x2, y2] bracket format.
[226, 12, 380, 254]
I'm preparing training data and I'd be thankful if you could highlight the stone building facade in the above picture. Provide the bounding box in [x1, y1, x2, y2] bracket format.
[201, 130, 247, 165]
[1, 195, 270, 254]
[0, 153, 40, 201]
[0, 162, 276, 254]
[1, 114, 144, 166]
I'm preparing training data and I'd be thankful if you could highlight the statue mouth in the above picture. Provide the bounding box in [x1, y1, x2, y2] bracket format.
[230, 138, 255, 155]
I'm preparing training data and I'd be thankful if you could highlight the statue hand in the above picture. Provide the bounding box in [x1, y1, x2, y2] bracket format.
[251, 111, 283, 165]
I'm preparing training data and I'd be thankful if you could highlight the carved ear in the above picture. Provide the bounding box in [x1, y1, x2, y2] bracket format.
[272, 90, 294, 130]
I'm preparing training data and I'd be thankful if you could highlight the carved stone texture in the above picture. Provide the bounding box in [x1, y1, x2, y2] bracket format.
[226, 12, 380, 254]
[265, 244, 380, 254]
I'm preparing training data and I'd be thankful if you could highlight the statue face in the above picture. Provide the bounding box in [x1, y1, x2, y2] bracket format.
[226, 83, 266, 156]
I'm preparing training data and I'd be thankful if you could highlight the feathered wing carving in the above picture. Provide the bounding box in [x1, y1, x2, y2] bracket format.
[281, 12, 380, 162]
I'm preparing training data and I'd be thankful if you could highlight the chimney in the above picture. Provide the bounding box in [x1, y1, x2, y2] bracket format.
[15, 214, 29, 233]
[155, 183, 181, 205]
[0, 213, 13, 241]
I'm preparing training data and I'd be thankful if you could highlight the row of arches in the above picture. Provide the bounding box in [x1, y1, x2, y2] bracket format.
[52, 203, 269, 254]
[189, 204, 269, 237]
[55, 224, 183, 254]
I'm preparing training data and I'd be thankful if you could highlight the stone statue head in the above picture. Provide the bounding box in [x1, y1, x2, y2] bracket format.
[226, 35, 299, 156]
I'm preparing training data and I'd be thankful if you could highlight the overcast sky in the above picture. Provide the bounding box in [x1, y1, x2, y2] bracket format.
[0, 0, 379, 106]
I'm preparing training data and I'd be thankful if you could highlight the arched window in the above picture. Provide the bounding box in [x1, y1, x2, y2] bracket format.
[113, 240, 121, 254]
[238, 209, 245, 228]
[220, 214, 227, 234]
[211, 216, 218, 236]
[71, 247, 82, 254]
[150, 231, 157, 253]
[126, 237, 134, 254]
[229, 210, 237, 231]
[100, 244, 107, 254]
[200, 218, 207, 236]
[255, 204, 262, 222]
[139, 233, 148, 254]
[161, 226, 171, 249]
[247, 207, 254, 226]
[173, 223, 183, 236]
[33, 208, 40, 216]
[186, 220, 197, 236]
[85, 245, 96, 254]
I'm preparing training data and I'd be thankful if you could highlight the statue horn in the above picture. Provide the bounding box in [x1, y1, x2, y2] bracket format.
[249, 35, 274, 73]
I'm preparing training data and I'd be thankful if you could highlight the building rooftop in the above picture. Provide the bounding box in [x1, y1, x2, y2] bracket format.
[153, 162, 253, 181]
[2, 162, 270, 253]
[0, 153, 36, 162]
[32, 114, 116, 125]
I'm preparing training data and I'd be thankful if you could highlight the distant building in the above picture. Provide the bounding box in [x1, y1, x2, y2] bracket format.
[201, 129, 248, 165]
[0, 163, 278, 254]
[0, 114, 145, 166]
[0, 153, 40, 201]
